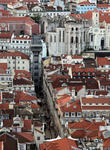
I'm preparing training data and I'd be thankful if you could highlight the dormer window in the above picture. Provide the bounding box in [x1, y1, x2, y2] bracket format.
[71, 112, 75, 117]
[77, 112, 81, 117]
[65, 112, 69, 117]
[62, 83, 67, 87]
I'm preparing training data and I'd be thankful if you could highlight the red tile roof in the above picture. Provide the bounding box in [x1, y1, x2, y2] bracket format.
[10, 132, 34, 143]
[70, 11, 92, 20]
[23, 0, 38, 2]
[30, 103, 40, 109]
[18, 132, 34, 143]
[40, 138, 78, 150]
[97, 4, 110, 8]
[14, 70, 32, 79]
[0, 10, 11, 16]
[62, 55, 83, 59]
[86, 122, 105, 131]
[0, 51, 29, 59]
[60, 100, 81, 112]
[68, 120, 91, 129]
[34, 122, 43, 127]
[0, 0, 18, 4]
[0, 63, 8, 74]
[104, 138, 110, 147]
[97, 57, 110, 66]
[81, 97, 110, 104]
[79, 1, 95, 5]
[22, 120, 32, 131]
[15, 91, 37, 103]
[0, 141, 3, 150]
[71, 130, 85, 138]
[0, 32, 12, 39]
[13, 78, 33, 86]
[0, 103, 9, 110]
[0, 17, 35, 24]
[14, 36, 32, 40]
[85, 130, 99, 138]
[72, 67, 95, 73]
[56, 95, 72, 106]
[3, 120, 13, 127]
[96, 90, 108, 96]
[15, 6, 28, 10]
[70, 11, 110, 24]
[82, 106, 110, 110]
[0, 133, 18, 150]
[2, 92, 13, 99]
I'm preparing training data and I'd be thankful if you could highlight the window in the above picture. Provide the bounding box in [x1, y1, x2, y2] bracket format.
[71, 37, 73, 43]
[59, 30, 61, 42]
[76, 36, 78, 43]
[76, 27, 78, 31]
[16, 41, 19, 43]
[50, 35, 52, 42]
[54, 35, 56, 42]
[12, 41, 15, 43]
[24, 41, 27, 43]
[65, 112, 69, 117]
[20, 41, 22, 43]
[1, 77, 4, 81]
[71, 112, 75, 117]
[91, 35, 93, 42]
[63, 30, 65, 42]
[71, 27, 74, 31]
[77, 112, 81, 117]
[37, 137, 40, 140]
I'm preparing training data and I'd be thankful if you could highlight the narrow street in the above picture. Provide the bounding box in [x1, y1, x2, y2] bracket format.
[42, 89, 64, 138]
[38, 96, 58, 139]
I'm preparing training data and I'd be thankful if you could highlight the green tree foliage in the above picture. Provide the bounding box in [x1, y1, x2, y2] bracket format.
[31, 15, 41, 24]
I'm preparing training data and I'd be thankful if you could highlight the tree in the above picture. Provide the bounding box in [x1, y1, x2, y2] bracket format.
[31, 14, 41, 24]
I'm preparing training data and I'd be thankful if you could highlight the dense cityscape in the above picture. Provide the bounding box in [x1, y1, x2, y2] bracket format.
[0, 0, 110, 150]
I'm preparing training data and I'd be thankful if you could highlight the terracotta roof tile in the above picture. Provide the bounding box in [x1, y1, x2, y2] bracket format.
[104, 138, 110, 147]
[0, 32, 12, 39]
[15, 91, 37, 103]
[0, 63, 8, 74]
[60, 100, 81, 112]
[96, 90, 108, 96]
[56, 95, 72, 106]
[13, 78, 33, 86]
[40, 138, 78, 150]
[0, 17, 34, 23]
[85, 130, 99, 138]
[82, 106, 110, 110]
[10, 132, 34, 143]
[30, 103, 40, 109]
[0, 51, 29, 60]
[22, 120, 32, 131]
[68, 120, 91, 129]
[0, 133, 18, 150]
[81, 97, 110, 104]
[97, 57, 110, 66]
[0, 103, 9, 110]
[79, 1, 95, 5]
[14, 70, 32, 79]
[3, 120, 13, 127]
[0, 141, 3, 150]
[71, 130, 85, 138]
